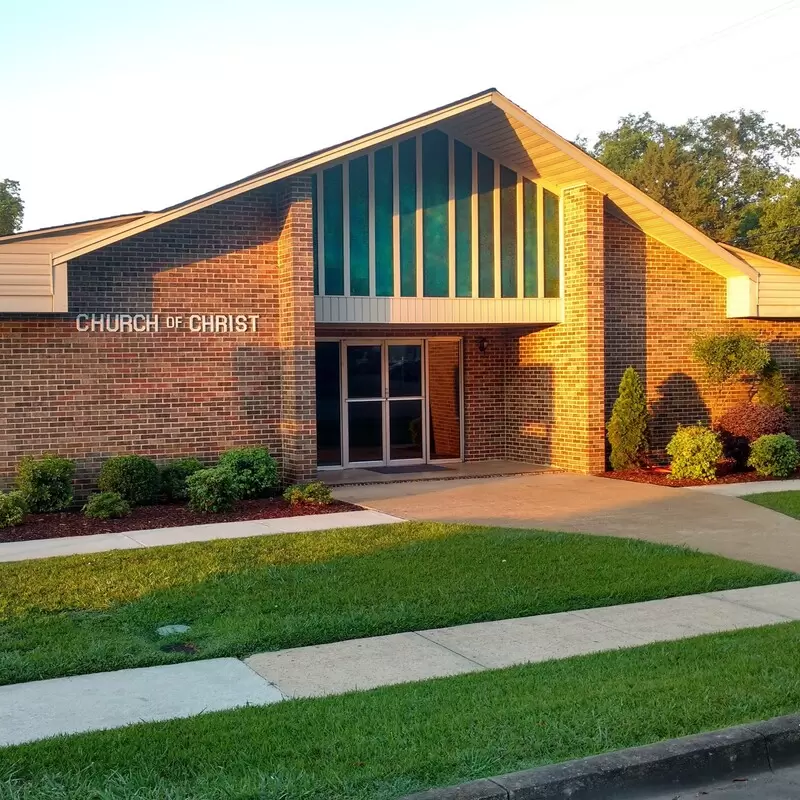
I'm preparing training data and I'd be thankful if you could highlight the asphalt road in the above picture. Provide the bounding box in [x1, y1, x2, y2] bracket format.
[646, 765, 800, 798]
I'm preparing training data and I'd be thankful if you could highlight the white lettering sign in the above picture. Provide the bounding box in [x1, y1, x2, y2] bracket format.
[75, 314, 260, 333]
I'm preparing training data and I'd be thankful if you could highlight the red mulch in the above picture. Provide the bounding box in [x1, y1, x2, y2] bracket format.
[599, 468, 800, 488]
[0, 498, 360, 543]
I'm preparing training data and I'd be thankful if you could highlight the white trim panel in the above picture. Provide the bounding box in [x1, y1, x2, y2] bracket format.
[316, 296, 561, 324]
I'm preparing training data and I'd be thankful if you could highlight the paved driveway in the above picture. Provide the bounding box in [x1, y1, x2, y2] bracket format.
[333, 473, 800, 571]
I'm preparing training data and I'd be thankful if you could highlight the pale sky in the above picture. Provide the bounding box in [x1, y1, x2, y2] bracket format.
[3, 0, 799, 231]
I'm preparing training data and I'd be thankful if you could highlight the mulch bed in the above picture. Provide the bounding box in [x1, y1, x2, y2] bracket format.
[0, 498, 360, 543]
[599, 468, 800, 488]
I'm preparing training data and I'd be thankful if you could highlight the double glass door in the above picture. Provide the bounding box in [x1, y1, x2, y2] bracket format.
[345, 341, 424, 466]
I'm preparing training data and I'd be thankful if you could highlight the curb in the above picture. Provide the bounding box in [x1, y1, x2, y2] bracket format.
[401, 713, 800, 799]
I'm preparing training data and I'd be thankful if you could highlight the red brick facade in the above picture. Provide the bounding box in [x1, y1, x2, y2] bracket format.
[3, 177, 800, 491]
[1, 177, 315, 493]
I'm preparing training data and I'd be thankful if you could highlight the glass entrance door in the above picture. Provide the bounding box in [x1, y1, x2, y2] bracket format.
[387, 343, 424, 463]
[343, 340, 425, 466]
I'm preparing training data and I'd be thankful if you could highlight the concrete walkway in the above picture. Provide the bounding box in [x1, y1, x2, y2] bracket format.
[3, 581, 800, 747]
[0, 509, 403, 563]
[333, 473, 800, 572]
[687, 478, 800, 496]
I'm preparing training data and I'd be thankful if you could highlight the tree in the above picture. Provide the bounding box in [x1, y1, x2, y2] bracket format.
[590, 111, 800, 265]
[607, 367, 649, 471]
[0, 179, 24, 236]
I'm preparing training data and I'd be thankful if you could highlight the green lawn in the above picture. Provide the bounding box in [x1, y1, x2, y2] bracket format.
[3, 622, 800, 799]
[0, 522, 793, 686]
[746, 490, 800, 519]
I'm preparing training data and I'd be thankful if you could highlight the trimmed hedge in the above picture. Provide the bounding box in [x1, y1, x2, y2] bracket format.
[98, 455, 160, 506]
[0, 491, 27, 528]
[748, 434, 800, 478]
[161, 458, 204, 502]
[283, 481, 333, 506]
[83, 491, 132, 520]
[186, 467, 238, 513]
[16, 454, 74, 512]
[217, 447, 278, 499]
[667, 424, 723, 482]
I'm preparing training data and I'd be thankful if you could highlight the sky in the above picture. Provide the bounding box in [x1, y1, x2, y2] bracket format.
[2, 0, 799, 232]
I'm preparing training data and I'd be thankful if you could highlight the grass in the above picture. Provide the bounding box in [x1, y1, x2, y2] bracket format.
[746, 490, 800, 519]
[3, 622, 800, 799]
[0, 522, 794, 686]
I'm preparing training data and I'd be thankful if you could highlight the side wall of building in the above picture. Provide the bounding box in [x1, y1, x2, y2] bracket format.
[604, 211, 800, 452]
[0, 178, 316, 494]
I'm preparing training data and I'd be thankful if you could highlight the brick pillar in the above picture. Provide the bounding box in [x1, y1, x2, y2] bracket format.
[561, 184, 606, 473]
[276, 176, 317, 483]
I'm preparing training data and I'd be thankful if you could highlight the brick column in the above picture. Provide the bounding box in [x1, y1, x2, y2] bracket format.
[561, 184, 606, 473]
[276, 176, 317, 483]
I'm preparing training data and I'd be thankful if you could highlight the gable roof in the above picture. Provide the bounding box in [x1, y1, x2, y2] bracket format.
[21, 89, 759, 279]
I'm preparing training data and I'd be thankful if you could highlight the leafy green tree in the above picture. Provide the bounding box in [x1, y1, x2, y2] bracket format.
[607, 367, 649, 471]
[591, 111, 800, 265]
[0, 179, 23, 236]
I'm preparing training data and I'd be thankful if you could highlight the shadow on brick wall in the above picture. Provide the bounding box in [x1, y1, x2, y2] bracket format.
[649, 373, 709, 450]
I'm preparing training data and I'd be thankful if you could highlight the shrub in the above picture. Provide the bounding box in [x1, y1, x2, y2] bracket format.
[83, 491, 131, 520]
[748, 434, 800, 478]
[98, 455, 160, 506]
[160, 458, 204, 502]
[755, 360, 791, 410]
[0, 491, 27, 528]
[16, 454, 74, 512]
[217, 446, 278, 499]
[666, 424, 723, 482]
[691, 332, 770, 386]
[607, 367, 649, 471]
[283, 481, 334, 506]
[186, 467, 238, 513]
[715, 403, 790, 467]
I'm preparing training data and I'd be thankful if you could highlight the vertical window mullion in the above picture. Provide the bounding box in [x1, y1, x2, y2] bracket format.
[448, 135, 455, 299]
[317, 170, 325, 296]
[368, 151, 376, 297]
[493, 160, 500, 298]
[516, 174, 524, 299]
[392, 143, 400, 298]
[415, 135, 423, 298]
[471, 148, 478, 298]
[537, 182, 545, 299]
[343, 160, 350, 297]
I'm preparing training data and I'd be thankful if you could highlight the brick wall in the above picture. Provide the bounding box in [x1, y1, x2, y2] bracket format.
[604, 211, 800, 451]
[505, 185, 607, 472]
[0, 178, 316, 493]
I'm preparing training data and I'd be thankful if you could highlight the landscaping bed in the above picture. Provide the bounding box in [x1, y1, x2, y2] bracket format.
[0, 522, 792, 686]
[599, 467, 800, 488]
[0, 497, 358, 543]
[2, 622, 800, 800]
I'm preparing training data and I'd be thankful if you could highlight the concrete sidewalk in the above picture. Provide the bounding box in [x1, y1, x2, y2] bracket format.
[3, 581, 800, 747]
[0, 509, 404, 563]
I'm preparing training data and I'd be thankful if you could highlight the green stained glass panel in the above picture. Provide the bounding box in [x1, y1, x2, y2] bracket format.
[374, 146, 394, 296]
[544, 189, 560, 298]
[422, 130, 449, 297]
[348, 155, 369, 296]
[323, 164, 344, 295]
[523, 178, 538, 297]
[500, 165, 517, 298]
[398, 138, 417, 297]
[453, 140, 472, 297]
[311, 173, 318, 295]
[477, 153, 494, 298]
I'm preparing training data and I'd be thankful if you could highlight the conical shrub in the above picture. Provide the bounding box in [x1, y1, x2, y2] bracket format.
[607, 367, 649, 471]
